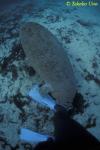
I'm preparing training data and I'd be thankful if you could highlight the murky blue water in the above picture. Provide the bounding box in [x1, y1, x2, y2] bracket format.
[0, 0, 100, 149]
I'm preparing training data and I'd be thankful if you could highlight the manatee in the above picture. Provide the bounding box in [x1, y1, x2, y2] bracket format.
[20, 22, 76, 110]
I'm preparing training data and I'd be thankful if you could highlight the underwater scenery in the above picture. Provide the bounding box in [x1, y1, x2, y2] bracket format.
[0, 0, 100, 149]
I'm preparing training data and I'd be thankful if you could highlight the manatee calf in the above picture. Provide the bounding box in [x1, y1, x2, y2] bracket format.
[20, 22, 76, 110]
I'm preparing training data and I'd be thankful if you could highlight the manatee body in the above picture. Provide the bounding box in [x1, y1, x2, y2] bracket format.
[20, 22, 76, 110]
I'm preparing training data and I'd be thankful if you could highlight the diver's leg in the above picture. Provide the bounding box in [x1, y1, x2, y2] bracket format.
[54, 104, 100, 148]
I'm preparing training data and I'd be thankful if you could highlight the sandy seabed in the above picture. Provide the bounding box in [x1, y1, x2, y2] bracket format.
[0, 0, 100, 149]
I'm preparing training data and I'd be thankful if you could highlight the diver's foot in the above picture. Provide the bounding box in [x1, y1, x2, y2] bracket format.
[28, 84, 56, 110]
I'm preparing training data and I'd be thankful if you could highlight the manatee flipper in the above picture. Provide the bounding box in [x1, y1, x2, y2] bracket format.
[39, 82, 53, 96]
[52, 90, 73, 111]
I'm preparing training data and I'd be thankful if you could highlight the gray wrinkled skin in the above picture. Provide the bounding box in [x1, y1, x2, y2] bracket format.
[20, 22, 76, 110]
